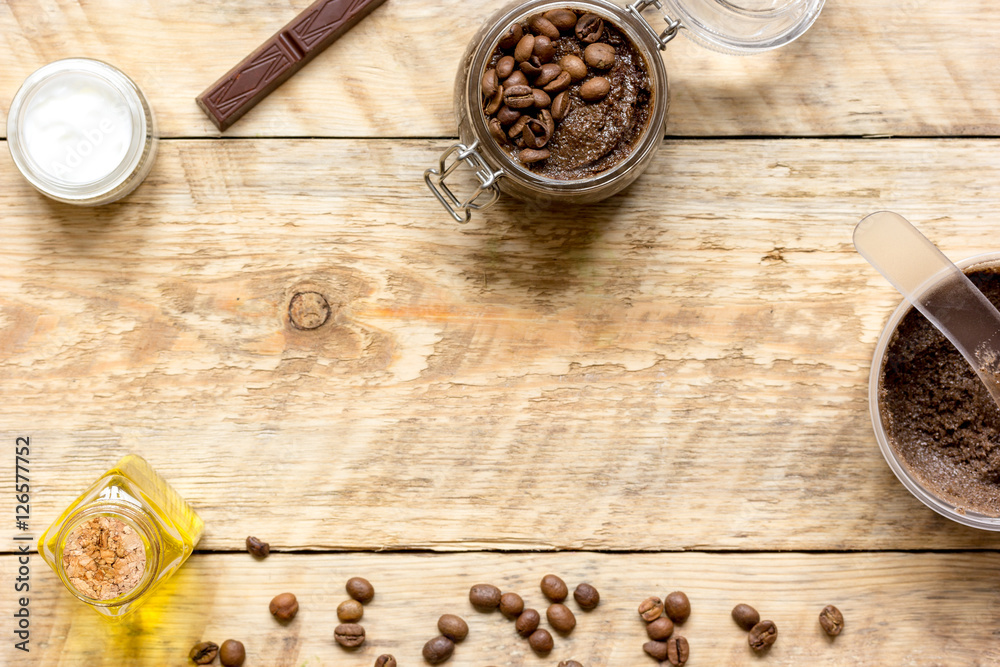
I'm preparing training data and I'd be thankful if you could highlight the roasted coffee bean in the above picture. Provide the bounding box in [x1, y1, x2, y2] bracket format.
[544, 8, 578, 31]
[189, 641, 219, 665]
[438, 614, 469, 642]
[219, 639, 246, 667]
[500, 592, 525, 618]
[530, 16, 560, 40]
[535, 63, 562, 87]
[559, 54, 588, 82]
[731, 603, 759, 631]
[484, 86, 504, 115]
[375, 656, 397, 667]
[532, 89, 551, 109]
[514, 34, 535, 62]
[504, 70, 528, 88]
[481, 68, 499, 97]
[575, 13, 604, 43]
[551, 91, 571, 120]
[540, 574, 569, 601]
[573, 582, 600, 610]
[498, 23, 523, 50]
[528, 628, 554, 654]
[245, 535, 269, 558]
[346, 577, 375, 604]
[643, 640, 668, 661]
[496, 55, 516, 79]
[520, 56, 543, 79]
[338, 599, 364, 623]
[269, 592, 299, 621]
[584, 42, 615, 69]
[422, 635, 455, 664]
[504, 84, 535, 110]
[543, 71, 573, 95]
[646, 616, 674, 641]
[638, 596, 663, 622]
[819, 605, 844, 637]
[469, 583, 502, 609]
[579, 77, 610, 102]
[539, 108, 554, 134]
[334, 623, 366, 649]
[547, 603, 577, 633]
[664, 591, 691, 624]
[666, 636, 690, 666]
[748, 620, 778, 653]
[496, 105, 521, 126]
[508, 115, 530, 140]
[533, 35, 555, 63]
[557, 662, 583, 667]
[488, 118, 508, 145]
[515, 607, 541, 635]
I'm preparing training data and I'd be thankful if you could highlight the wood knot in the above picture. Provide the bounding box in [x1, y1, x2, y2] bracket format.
[288, 291, 331, 330]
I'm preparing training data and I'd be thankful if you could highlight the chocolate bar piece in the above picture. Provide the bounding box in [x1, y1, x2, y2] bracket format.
[197, 0, 387, 131]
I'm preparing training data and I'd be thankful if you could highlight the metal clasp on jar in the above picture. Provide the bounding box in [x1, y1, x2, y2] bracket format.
[424, 141, 505, 224]
[627, 0, 682, 50]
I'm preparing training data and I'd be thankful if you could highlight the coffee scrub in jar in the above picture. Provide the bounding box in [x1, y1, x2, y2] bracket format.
[426, 0, 824, 222]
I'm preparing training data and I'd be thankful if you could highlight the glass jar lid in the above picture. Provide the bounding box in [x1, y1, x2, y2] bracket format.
[662, 0, 824, 54]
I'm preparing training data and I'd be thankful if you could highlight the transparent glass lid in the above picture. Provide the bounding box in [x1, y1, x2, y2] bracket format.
[663, 0, 825, 54]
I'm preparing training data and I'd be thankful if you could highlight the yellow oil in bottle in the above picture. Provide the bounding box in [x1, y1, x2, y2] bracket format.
[39, 454, 203, 619]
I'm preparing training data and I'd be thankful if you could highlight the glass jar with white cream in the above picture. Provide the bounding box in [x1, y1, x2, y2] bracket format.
[7, 58, 157, 206]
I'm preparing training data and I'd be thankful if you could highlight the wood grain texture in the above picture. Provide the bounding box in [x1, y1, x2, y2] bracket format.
[5, 551, 1000, 666]
[4, 138, 1000, 551]
[0, 0, 998, 138]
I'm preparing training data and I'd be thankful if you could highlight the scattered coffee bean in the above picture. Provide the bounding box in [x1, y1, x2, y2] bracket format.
[524, 111, 554, 149]
[531, 88, 551, 110]
[189, 641, 219, 665]
[422, 635, 455, 664]
[573, 582, 600, 610]
[219, 639, 246, 667]
[535, 63, 563, 87]
[666, 636, 690, 666]
[375, 656, 397, 667]
[542, 71, 572, 95]
[515, 608, 541, 636]
[514, 34, 535, 62]
[646, 616, 674, 640]
[496, 55, 515, 79]
[469, 583, 502, 609]
[508, 115, 530, 140]
[530, 16, 561, 40]
[533, 35, 556, 63]
[643, 640, 668, 661]
[544, 8, 578, 31]
[528, 628, 554, 654]
[547, 602, 577, 634]
[584, 42, 615, 70]
[500, 592, 525, 618]
[269, 592, 298, 622]
[245, 535, 269, 558]
[504, 70, 528, 87]
[638, 596, 663, 622]
[664, 591, 691, 624]
[540, 574, 569, 601]
[496, 105, 521, 126]
[559, 54, 588, 82]
[481, 68, 499, 97]
[504, 84, 535, 110]
[731, 603, 759, 631]
[346, 577, 375, 604]
[579, 76, 610, 102]
[551, 92, 571, 121]
[748, 620, 778, 653]
[520, 55, 543, 79]
[483, 86, 504, 115]
[575, 13, 604, 43]
[498, 23, 523, 50]
[438, 614, 469, 642]
[819, 605, 844, 637]
[334, 623, 366, 649]
[338, 599, 364, 623]
[488, 117, 508, 145]
[558, 661, 583, 667]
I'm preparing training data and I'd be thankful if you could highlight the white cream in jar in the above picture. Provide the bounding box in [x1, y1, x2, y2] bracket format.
[7, 59, 157, 205]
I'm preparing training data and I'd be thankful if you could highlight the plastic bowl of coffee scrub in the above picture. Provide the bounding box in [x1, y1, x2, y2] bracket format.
[870, 251, 1000, 530]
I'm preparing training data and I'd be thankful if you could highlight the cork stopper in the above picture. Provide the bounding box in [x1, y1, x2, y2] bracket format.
[61, 515, 146, 600]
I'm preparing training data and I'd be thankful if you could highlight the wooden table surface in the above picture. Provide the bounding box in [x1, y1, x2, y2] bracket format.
[3, 0, 1000, 665]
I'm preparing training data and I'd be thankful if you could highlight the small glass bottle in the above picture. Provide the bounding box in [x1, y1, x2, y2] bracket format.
[6, 58, 158, 206]
[38, 455, 203, 619]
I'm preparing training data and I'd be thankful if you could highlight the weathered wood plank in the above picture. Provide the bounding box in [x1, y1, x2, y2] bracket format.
[5, 551, 1000, 666]
[3, 138, 1000, 551]
[0, 0, 997, 138]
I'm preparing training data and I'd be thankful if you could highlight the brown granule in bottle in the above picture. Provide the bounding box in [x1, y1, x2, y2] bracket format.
[62, 515, 146, 600]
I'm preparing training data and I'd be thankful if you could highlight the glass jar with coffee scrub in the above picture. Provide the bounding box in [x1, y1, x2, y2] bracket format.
[7, 58, 158, 206]
[39, 455, 203, 619]
[425, 0, 824, 222]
